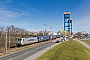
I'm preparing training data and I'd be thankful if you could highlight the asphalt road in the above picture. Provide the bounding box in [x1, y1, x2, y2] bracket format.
[0, 41, 55, 60]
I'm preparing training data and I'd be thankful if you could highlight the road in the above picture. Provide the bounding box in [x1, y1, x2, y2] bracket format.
[0, 41, 56, 60]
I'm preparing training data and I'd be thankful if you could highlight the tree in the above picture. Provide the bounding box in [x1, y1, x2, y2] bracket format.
[0, 27, 4, 38]
[73, 32, 83, 38]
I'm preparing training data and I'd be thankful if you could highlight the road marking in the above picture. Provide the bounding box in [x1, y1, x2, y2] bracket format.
[24, 51, 29, 54]
[7, 58, 12, 60]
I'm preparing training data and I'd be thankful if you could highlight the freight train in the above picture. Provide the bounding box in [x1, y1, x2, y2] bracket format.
[16, 34, 61, 46]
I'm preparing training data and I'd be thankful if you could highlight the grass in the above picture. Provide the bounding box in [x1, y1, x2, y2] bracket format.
[81, 40, 90, 45]
[36, 39, 90, 60]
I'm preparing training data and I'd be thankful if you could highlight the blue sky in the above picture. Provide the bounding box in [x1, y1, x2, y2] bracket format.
[0, 0, 90, 33]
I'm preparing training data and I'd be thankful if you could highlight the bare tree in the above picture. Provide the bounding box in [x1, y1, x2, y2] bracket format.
[73, 32, 83, 38]
[0, 27, 4, 38]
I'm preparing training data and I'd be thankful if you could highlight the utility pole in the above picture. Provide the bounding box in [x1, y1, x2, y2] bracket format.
[5, 26, 10, 54]
[8, 27, 10, 52]
[5, 32, 7, 54]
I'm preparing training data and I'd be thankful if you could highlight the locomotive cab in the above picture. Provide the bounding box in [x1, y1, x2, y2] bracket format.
[16, 38, 25, 46]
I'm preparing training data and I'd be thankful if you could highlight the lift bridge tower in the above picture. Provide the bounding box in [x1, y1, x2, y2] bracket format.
[64, 12, 72, 37]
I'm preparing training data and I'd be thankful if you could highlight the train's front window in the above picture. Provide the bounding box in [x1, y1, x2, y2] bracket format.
[18, 39, 22, 41]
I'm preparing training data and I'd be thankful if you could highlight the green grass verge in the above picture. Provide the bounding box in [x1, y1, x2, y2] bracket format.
[36, 39, 90, 60]
[81, 40, 90, 45]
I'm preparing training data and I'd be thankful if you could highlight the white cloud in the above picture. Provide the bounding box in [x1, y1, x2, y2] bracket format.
[0, 3, 41, 31]
[71, 0, 90, 33]
[73, 12, 90, 33]
[6, 0, 12, 2]
[0, 8, 32, 29]
[31, 9, 41, 14]
[0, 10, 18, 18]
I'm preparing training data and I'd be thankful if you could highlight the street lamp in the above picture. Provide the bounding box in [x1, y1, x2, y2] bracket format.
[44, 24, 52, 50]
